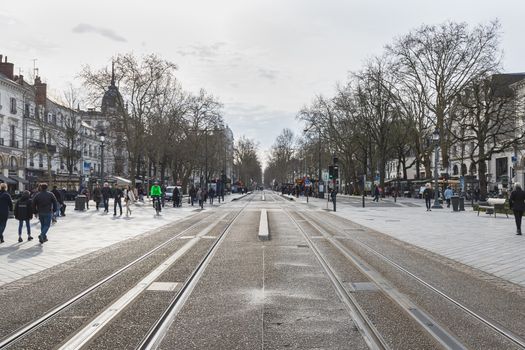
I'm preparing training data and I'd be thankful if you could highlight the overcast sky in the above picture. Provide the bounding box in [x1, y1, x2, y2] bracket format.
[2, 0, 525, 165]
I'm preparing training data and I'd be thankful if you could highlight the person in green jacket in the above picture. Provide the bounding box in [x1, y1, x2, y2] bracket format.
[150, 181, 162, 213]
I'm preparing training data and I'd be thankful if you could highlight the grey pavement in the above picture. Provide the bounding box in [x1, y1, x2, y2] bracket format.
[289, 193, 525, 287]
[0, 195, 240, 287]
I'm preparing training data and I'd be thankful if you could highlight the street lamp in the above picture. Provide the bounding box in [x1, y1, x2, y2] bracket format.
[99, 131, 106, 182]
[432, 128, 443, 209]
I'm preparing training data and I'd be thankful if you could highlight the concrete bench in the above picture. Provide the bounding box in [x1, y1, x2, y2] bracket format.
[477, 198, 508, 218]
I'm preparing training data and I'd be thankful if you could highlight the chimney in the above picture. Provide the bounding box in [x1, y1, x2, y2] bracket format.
[34, 76, 47, 106]
[16, 74, 24, 86]
[0, 55, 14, 80]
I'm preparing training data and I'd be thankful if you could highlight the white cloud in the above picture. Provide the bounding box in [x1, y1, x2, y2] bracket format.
[72, 23, 127, 42]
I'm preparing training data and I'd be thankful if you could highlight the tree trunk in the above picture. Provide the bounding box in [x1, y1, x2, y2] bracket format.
[478, 146, 487, 199]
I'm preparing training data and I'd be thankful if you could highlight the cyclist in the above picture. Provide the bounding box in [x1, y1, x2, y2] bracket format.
[150, 181, 162, 214]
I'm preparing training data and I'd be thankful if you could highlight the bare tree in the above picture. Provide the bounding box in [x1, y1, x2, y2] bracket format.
[387, 20, 502, 169]
[450, 74, 525, 198]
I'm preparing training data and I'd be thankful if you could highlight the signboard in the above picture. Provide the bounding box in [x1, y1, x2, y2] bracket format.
[83, 161, 91, 173]
[322, 171, 329, 182]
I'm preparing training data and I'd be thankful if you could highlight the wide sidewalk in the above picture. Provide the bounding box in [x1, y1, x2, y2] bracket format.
[292, 193, 525, 288]
[0, 195, 240, 287]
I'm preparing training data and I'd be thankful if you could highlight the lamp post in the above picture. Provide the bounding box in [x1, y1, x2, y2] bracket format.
[432, 128, 443, 209]
[99, 131, 106, 183]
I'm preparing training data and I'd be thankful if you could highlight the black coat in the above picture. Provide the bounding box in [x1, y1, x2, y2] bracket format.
[510, 188, 525, 211]
[101, 187, 111, 199]
[0, 191, 13, 220]
[33, 190, 58, 215]
[14, 196, 33, 221]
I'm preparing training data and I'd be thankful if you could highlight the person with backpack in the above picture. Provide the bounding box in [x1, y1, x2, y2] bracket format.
[0, 183, 13, 243]
[32, 183, 58, 244]
[510, 182, 525, 235]
[423, 183, 433, 211]
[14, 190, 33, 242]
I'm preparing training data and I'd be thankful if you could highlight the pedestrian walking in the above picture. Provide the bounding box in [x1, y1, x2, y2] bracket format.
[113, 184, 123, 216]
[510, 182, 525, 235]
[173, 187, 180, 208]
[32, 183, 58, 244]
[197, 188, 203, 209]
[124, 185, 135, 217]
[209, 187, 215, 205]
[93, 184, 102, 210]
[0, 183, 13, 243]
[373, 185, 380, 202]
[14, 190, 33, 242]
[423, 183, 433, 211]
[51, 185, 63, 222]
[189, 186, 196, 206]
[444, 186, 453, 208]
[101, 182, 111, 213]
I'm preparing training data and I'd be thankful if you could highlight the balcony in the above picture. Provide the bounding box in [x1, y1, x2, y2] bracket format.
[29, 140, 57, 153]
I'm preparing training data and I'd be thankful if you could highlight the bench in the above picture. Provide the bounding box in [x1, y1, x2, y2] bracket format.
[477, 198, 508, 218]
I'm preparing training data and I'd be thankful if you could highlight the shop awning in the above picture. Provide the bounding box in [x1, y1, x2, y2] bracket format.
[9, 175, 29, 184]
[112, 176, 131, 185]
[0, 174, 16, 185]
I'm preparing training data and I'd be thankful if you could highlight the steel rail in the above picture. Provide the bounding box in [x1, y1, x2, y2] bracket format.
[309, 210, 525, 349]
[137, 194, 254, 350]
[0, 210, 228, 349]
[282, 207, 390, 350]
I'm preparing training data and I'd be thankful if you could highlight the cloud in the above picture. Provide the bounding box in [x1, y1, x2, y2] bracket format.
[72, 23, 127, 42]
[176, 42, 227, 62]
[258, 68, 279, 81]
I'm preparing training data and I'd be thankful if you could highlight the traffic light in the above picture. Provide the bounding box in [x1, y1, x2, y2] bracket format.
[329, 165, 334, 179]
[333, 165, 339, 179]
[333, 156, 338, 164]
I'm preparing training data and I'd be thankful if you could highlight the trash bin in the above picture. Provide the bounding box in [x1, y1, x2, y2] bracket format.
[459, 197, 465, 211]
[451, 196, 460, 211]
[75, 195, 86, 211]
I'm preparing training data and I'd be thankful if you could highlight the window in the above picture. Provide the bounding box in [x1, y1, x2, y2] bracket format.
[10, 98, 16, 114]
[24, 103, 30, 117]
[30, 129, 34, 140]
[39, 154, 44, 168]
[453, 165, 459, 175]
[10, 125, 16, 148]
[52, 114, 57, 124]
[496, 157, 508, 181]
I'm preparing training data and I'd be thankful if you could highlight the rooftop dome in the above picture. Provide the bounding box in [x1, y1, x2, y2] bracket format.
[101, 62, 124, 115]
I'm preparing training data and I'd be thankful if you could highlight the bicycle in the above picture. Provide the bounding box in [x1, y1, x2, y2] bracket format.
[152, 196, 161, 216]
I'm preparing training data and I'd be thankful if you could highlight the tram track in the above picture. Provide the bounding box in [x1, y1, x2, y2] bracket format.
[0, 195, 254, 350]
[280, 197, 525, 350]
[281, 207, 391, 350]
[304, 209, 525, 349]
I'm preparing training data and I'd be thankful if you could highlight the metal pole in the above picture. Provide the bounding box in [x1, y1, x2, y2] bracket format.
[318, 127, 322, 198]
[433, 142, 443, 208]
[100, 142, 104, 182]
[205, 130, 208, 190]
[362, 174, 366, 208]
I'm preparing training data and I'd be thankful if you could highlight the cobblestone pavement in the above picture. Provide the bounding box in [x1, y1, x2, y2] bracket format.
[290, 193, 525, 287]
[0, 196, 238, 287]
